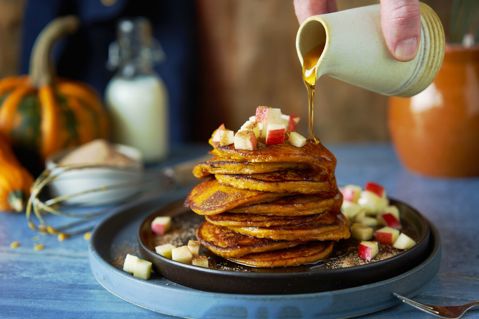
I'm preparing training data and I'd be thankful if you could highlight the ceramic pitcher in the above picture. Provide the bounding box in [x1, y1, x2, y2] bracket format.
[296, 3, 445, 97]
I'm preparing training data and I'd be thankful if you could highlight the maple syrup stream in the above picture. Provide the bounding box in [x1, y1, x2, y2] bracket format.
[302, 45, 323, 144]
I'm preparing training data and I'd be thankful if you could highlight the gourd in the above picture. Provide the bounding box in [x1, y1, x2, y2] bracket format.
[0, 133, 33, 212]
[0, 16, 109, 159]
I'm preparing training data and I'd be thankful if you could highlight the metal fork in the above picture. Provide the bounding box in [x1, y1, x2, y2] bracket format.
[394, 293, 479, 319]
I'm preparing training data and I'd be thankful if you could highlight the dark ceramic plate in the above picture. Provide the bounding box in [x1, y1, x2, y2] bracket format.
[138, 198, 431, 294]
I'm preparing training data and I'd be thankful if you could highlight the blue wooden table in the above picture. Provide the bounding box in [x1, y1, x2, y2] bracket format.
[1, 144, 478, 319]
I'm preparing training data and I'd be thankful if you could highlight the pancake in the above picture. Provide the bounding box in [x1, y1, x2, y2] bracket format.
[230, 193, 342, 216]
[205, 211, 336, 228]
[210, 140, 336, 173]
[215, 171, 335, 194]
[227, 214, 351, 241]
[228, 241, 334, 268]
[193, 157, 307, 178]
[185, 179, 283, 215]
[196, 221, 301, 258]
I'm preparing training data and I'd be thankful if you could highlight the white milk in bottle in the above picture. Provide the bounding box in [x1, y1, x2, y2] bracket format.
[106, 18, 168, 162]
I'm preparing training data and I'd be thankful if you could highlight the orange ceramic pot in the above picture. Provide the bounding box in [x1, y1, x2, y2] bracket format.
[389, 45, 479, 177]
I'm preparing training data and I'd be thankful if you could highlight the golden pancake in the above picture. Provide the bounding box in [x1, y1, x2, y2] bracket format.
[196, 221, 301, 258]
[185, 179, 283, 215]
[210, 140, 336, 173]
[215, 170, 335, 194]
[227, 214, 351, 241]
[193, 157, 307, 178]
[230, 193, 342, 216]
[205, 211, 336, 228]
[228, 241, 334, 268]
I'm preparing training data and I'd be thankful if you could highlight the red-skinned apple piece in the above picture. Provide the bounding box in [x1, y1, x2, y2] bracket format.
[381, 213, 401, 229]
[358, 241, 379, 262]
[374, 226, 400, 245]
[341, 185, 362, 202]
[365, 182, 385, 197]
[266, 123, 286, 145]
[151, 216, 172, 235]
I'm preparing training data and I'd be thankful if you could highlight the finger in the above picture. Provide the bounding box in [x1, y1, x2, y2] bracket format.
[293, 0, 337, 24]
[380, 0, 420, 61]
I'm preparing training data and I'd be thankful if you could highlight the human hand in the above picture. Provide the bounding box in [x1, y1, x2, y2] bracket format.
[293, 0, 420, 61]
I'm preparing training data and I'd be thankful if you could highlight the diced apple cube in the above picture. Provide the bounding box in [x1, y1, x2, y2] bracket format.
[281, 114, 300, 132]
[255, 106, 282, 124]
[356, 215, 378, 227]
[151, 216, 172, 235]
[255, 106, 269, 122]
[133, 259, 153, 280]
[358, 190, 388, 214]
[353, 211, 367, 222]
[239, 120, 260, 138]
[265, 108, 282, 124]
[393, 233, 416, 250]
[123, 254, 152, 280]
[155, 243, 175, 259]
[379, 212, 401, 229]
[187, 240, 200, 256]
[192, 256, 209, 268]
[341, 201, 363, 219]
[211, 124, 226, 142]
[378, 205, 400, 227]
[172, 246, 193, 264]
[288, 131, 306, 147]
[384, 205, 400, 218]
[365, 182, 385, 197]
[374, 226, 400, 245]
[123, 254, 139, 274]
[351, 224, 374, 241]
[358, 241, 379, 262]
[265, 123, 286, 145]
[234, 131, 257, 150]
[219, 130, 234, 146]
[341, 185, 362, 203]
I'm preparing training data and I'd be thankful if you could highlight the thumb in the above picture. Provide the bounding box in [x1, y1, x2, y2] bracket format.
[380, 0, 420, 61]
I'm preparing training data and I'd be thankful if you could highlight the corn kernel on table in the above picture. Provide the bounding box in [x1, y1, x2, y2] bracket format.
[1, 144, 478, 319]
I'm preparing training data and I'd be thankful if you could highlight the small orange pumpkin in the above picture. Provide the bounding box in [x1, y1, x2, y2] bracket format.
[0, 16, 109, 159]
[0, 133, 33, 212]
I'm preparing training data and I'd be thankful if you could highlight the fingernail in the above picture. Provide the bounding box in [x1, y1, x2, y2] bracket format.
[394, 38, 418, 61]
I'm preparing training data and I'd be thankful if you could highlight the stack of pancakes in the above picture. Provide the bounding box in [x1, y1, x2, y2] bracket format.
[185, 139, 350, 268]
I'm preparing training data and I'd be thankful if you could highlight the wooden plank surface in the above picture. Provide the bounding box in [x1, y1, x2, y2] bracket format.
[0, 144, 478, 319]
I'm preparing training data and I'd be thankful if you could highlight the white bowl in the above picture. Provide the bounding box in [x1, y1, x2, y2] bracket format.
[46, 144, 144, 206]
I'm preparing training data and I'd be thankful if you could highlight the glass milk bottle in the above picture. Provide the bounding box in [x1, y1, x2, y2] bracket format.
[106, 17, 168, 162]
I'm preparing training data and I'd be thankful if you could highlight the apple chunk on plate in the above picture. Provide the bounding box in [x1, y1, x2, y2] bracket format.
[123, 254, 152, 280]
[374, 227, 400, 245]
[365, 182, 385, 197]
[155, 244, 175, 259]
[358, 241, 379, 262]
[341, 184, 362, 203]
[351, 223, 374, 241]
[172, 246, 193, 264]
[393, 233, 416, 250]
[151, 216, 172, 235]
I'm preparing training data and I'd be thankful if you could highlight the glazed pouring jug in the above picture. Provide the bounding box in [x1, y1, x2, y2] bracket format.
[296, 2, 445, 97]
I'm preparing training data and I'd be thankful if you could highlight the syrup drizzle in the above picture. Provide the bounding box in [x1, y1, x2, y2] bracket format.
[302, 45, 324, 143]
